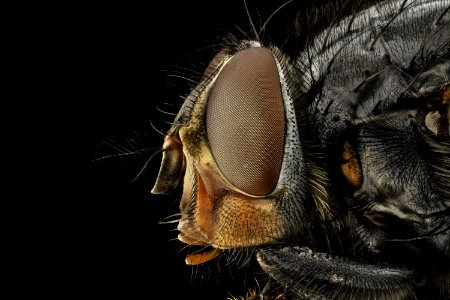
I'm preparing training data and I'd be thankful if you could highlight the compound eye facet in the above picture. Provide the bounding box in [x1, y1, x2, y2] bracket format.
[205, 47, 285, 196]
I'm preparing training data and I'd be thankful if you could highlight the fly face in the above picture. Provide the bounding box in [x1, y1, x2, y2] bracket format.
[152, 42, 330, 265]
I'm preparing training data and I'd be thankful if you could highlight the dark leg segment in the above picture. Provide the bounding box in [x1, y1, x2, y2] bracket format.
[257, 246, 415, 300]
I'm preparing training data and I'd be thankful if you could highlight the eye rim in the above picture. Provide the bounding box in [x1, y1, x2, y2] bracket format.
[204, 46, 286, 196]
[194, 43, 332, 219]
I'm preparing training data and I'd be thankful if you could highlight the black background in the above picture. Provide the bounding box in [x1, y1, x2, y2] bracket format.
[82, 1, 298, 299]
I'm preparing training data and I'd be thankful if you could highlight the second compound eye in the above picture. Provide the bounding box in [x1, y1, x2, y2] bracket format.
[205, 47, 286, 196]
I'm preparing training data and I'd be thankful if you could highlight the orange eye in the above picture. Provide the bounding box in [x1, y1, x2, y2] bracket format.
[205, 47, 286, 196]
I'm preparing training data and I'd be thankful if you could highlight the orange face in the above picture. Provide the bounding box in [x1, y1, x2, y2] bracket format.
[152, 45, 332, 265]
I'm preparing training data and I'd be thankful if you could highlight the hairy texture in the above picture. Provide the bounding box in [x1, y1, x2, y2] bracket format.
[149, 0, 450, 299]
[258, 246, 414, 300]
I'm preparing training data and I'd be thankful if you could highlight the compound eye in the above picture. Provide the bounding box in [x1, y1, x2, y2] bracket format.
[205, 47, 285, 196]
